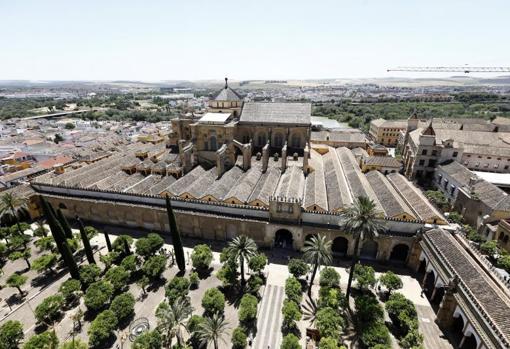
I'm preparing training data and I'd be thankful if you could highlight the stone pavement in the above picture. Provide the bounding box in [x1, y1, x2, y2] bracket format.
[252, 263, 289, 349]
[253, 284, 285, 349]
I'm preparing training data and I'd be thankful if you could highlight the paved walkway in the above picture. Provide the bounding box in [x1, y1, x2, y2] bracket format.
[253, 284, 285, 349]
[416, 305, 453, 349]
[253, 263, 289, 349]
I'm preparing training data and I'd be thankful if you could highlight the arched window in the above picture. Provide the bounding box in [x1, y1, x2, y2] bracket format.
[210, 136, 218, 151]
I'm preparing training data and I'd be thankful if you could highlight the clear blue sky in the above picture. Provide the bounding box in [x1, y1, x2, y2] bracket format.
[1, 0, 509, 81]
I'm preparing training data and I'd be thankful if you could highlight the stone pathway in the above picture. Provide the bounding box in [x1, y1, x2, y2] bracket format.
[416, 305, 453, 349]
[253, 283, 285, 349]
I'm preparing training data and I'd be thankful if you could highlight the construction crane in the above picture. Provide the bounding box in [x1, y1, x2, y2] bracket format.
[387, 66, 510, 74]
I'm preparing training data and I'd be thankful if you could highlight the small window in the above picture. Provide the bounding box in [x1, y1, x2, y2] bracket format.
[419, 160, 425, 166]
[452, 152, 458, 158]
[421, 149, 427, 156]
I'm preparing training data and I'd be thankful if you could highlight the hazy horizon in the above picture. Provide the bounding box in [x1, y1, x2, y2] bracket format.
[1, 0, 509, 81]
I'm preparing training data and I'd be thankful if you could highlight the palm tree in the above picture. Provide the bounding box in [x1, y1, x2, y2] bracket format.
[155, 297, 193, 348]
[197, 314, 229, 349]
[303, 235, 332, 299]
[0, 193, 28, 244]
[341, 196, 384, 302]
[226, 235, 257, 285]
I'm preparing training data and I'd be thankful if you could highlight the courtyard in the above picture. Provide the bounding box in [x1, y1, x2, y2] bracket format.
[0, 220, 457, 349]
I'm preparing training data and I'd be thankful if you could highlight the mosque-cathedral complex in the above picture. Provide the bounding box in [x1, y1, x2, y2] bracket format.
[27, 80, 510, 349]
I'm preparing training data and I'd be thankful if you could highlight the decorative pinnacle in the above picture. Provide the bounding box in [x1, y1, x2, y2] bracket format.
[224, 77, 228, 89]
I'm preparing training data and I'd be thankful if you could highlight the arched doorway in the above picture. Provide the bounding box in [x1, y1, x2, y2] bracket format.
[256, 132, 267, 147]
[461, 333, 478, 349]
[209, 136, 218, 151]
[332, 237, 348, 257]
[360, 240, 378, 260]
[389, 244, 409, 262]
[305, 234, 317, 244]
[274, 229, 293, 249]
[291, 133, 302, 148]
[452, 315, 465, 346]
[424, 271, 435, 298]
[273, 133, 284, 147]
[431, 286, 445, 307]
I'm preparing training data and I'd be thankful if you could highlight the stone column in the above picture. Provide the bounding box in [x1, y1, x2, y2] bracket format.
[436, 291, 457, 328]
[430, 287, 438, 302]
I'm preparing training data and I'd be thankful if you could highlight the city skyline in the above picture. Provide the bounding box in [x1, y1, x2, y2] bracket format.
[1, 0, 509, 81]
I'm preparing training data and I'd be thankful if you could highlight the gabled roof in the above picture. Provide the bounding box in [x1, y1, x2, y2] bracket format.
[240, 102, 311, 126]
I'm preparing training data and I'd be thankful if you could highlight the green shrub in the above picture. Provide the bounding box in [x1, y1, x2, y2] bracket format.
[165, 276, 190, 302]
[497, 254, 510, 272]
[231, 327, 247, 349]
[23, 331, 58, 349]
[79, 264, 101, 287]
[385, 293, 423, 348]
[112, 235, 133, 253]
[84, 226, 99, 239]
[248, 253, 267, 274]
[360, 321, 391, 348]
[379, 271, 403, 294]
[189, 271, 199, 289]
[316, 307, 343, 338]
[247, 275, 264, 294]
[0, 320, 24, 349]
[84, 280, 114, 311]
[59, 278, 82, 305]
[120, 254, 138, 273]
[110, 292, 135, 323]
[284, 276, 302, 304]
[355, 295, 384, 324]
[282, 299, 302, 330]
[201, 288, 225, 315]
[88, 310, 118, 347]
[281, 334, 300, 349]
[105, 266, 130, 292]
[135, 233, 164, 258]
[216, 260, 238, 288]
[142, 255, 167, 280]
[354, 264, 376, 290]
[187, 315, 204, 347]
[288, 258, 309, 278]
[34, 295, 64, 326]
[132, 330, 162, 349]
[239, 294, 258, 324]
[480, 240, 499, 256]
[319, 267, 340, 288]
[318, 337, 342, 349]
[400, 328, 423, 349]
[191, 244, 213, 270]
[31, 253, 57, 274]
[318, 286, 345, 310]
[447, 211, 463, 224]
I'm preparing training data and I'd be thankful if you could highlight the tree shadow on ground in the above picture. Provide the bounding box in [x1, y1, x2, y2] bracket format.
[6, 292, 26, 306]
[30, 270, 61, 288]
[196, 267, 213, 279]
[118, 312, 136, 330]
[147, 277, 166, 293]
[281, 323, 301, 339]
